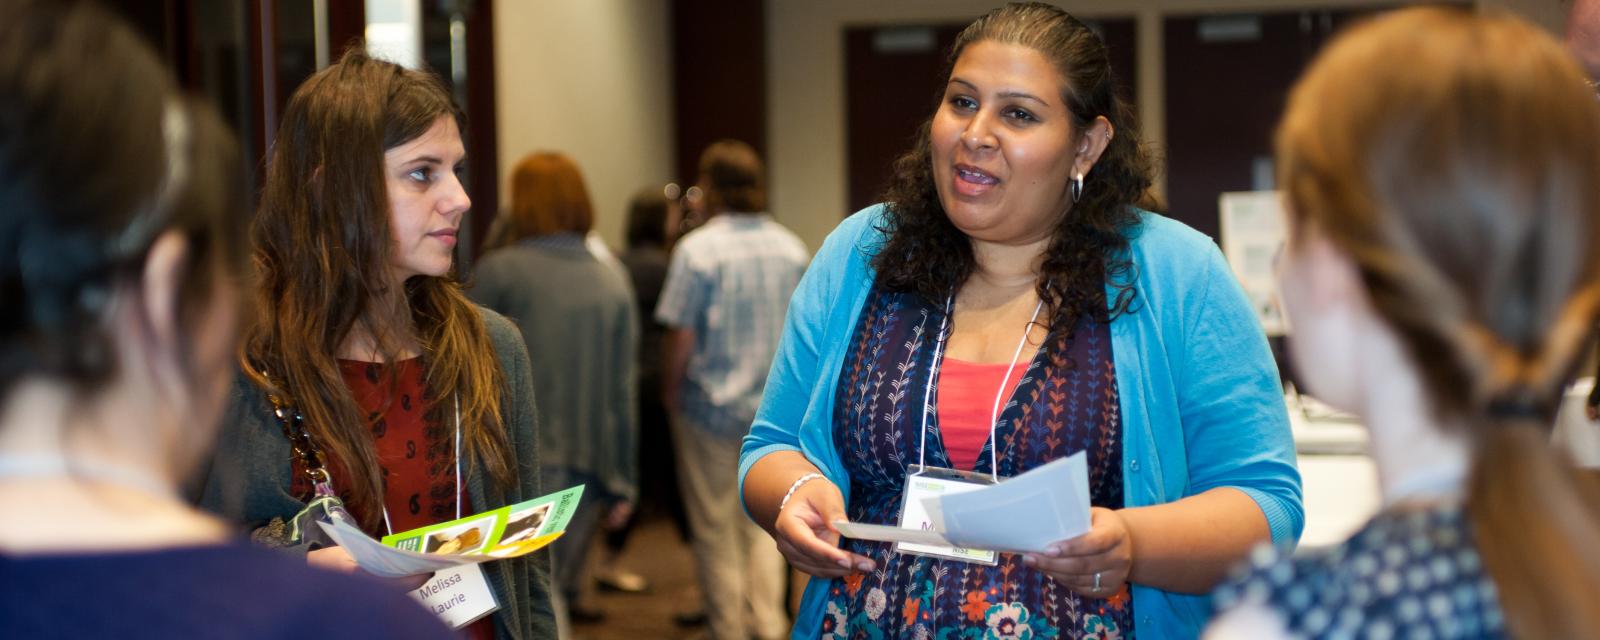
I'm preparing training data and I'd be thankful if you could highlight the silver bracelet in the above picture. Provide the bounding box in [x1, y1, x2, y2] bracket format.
[778, 472, 825, 514]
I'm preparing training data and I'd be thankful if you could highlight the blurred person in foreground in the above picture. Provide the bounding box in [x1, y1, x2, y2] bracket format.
[1208, 7, 1600, 638]
[658, 141, 808, 640]
[195, 49, 554, 639]
[471, 151, 639, 628]
[740, 3, 1302, 637]
[1566, 0, 1600, 423]
[0, 1, 451, 637]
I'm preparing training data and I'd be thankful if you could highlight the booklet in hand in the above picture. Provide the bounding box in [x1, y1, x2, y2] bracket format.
[318, 484, 585, 578]
[833, 451, 1091, 555]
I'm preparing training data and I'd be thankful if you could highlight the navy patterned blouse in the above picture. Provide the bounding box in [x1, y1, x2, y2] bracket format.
[1213, 501, 1504, 639]
[821, 286, 1135, 639]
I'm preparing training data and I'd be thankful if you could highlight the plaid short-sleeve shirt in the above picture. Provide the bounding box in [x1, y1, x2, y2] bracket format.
[655, 213, 809, 437]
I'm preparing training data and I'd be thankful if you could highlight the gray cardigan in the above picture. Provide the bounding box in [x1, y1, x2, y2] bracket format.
[469, 234, 639, 503]
[192, 307, 556, 640]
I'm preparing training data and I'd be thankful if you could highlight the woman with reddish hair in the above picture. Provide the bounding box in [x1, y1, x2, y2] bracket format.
[472, 151, 638, 627]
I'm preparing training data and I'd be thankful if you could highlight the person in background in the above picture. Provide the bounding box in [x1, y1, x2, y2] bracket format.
[195, 50, 554, 640]
[471, 151, 638, 630]
[0, 1, 451, 637]
[740, 4, 1302, 638]
[1208, 7, 1600, 638]
[658, 140, 808, 640]
[588, 186, 697, 600]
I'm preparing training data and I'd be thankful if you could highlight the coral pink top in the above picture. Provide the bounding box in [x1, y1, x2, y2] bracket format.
[935, 356, 1028, 471]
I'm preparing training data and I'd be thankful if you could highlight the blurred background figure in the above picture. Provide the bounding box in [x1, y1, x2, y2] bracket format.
[593, 187, 695, 600]
[472, 151, 640, 635]
[657, 140, 807, 640]
[0, 1, 451, 637]
[1209, 7, 1600, 638]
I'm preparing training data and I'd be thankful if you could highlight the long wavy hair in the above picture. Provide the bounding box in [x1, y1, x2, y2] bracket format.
[873, 2, 1155, 334]
[1279, 8, 1600, 636]
[244, 49, 514, 527]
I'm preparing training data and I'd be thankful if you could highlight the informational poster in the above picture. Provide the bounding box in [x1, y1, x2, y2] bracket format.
[1219, 191, 1289, 336]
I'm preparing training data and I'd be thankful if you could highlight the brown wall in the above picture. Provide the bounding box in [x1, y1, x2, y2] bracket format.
[671, 0, 767, 185]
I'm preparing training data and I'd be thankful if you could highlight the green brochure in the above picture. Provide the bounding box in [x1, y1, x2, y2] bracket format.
[381, 484, 585, 559]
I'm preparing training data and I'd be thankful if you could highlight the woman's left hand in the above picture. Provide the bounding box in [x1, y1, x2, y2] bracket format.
[1023, 507, 1134, 599]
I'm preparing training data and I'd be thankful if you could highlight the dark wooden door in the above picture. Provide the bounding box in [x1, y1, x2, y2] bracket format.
[1162, 7, 1392, 241]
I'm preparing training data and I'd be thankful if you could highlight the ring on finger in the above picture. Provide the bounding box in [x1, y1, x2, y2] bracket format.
[1092, 571, 1102, 592]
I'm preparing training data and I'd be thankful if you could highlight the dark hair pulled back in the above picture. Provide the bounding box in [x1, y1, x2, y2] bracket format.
[0, 0, 245, 401]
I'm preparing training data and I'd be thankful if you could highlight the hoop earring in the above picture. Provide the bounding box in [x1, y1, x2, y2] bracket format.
[1071, 172, 1084, 203]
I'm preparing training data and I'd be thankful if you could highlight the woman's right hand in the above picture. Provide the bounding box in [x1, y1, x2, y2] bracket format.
[773, 478, 876, 578]
[308, 545, 361, 573]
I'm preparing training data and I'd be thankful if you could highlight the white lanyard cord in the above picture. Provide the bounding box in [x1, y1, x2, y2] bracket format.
[916, 297, 953, 475]
[917, 294, 1045, 481]
[381, 395, 463, 536]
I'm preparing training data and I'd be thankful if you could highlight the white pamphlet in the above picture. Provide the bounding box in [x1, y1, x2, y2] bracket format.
[831, 451, 1092, 555]
[929, 451, 1092, 553]
[319, 512, 489, 578]
[832, 519, 954, 547]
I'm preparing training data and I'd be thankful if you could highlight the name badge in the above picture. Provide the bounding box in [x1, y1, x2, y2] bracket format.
[895, 467, 998, 565]
[410, 562, 500, 628]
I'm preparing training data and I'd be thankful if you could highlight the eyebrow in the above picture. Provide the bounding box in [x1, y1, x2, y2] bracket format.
[949, 77, 1052, 108]
[401, 154, 466, 167]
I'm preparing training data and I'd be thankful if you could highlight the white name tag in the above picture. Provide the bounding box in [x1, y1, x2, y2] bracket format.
[895, 472, 998, 565]
[410, 563, 500, 629]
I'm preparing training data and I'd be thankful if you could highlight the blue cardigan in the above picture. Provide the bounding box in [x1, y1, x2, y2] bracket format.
[739, 204, 1303, 639]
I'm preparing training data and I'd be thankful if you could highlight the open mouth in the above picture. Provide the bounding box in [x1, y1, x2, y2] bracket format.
[953, 164, 1000, 196]
[956, 165, 999, 185]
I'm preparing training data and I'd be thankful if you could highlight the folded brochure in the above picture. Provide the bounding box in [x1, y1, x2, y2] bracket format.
[833, 451, 1090, 555]
[318, 484, 584, 578]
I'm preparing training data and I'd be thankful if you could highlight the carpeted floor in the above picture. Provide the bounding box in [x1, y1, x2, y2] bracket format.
[570, 515, 708, 640]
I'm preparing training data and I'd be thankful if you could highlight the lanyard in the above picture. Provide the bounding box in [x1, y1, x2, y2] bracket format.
[380, 395, 463, 536]
[916, 293, 1045, 481]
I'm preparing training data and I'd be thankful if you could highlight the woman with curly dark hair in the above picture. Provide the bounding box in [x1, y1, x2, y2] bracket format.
[739, 3, 1301, 637]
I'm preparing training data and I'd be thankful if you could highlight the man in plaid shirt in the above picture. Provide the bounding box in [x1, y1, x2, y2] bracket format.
[657, 140, 808, 640]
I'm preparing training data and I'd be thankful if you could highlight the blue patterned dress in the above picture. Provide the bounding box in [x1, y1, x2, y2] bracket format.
[821, 287, 1134, 640]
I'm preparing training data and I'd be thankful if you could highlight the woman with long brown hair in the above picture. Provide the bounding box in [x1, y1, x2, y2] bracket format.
[196, 49, 554, 639]
[1208, 7, 1600, 638]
